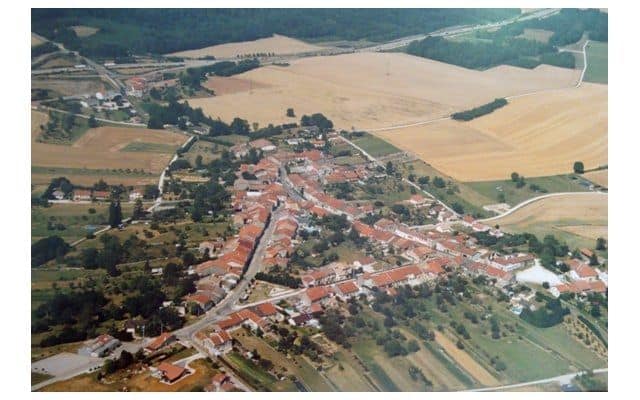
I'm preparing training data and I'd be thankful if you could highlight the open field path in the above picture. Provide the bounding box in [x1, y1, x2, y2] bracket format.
[33, 105, 147, 128]
[478, 191, 607, 222]
[466, 368, 607, 392]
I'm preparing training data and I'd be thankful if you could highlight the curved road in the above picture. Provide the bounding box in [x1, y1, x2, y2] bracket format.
[363, 39, 591, 133]
[479, 191, 607, 223]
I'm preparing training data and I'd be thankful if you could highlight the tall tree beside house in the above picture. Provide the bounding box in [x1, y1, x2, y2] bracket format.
[108, 200, 123, 228]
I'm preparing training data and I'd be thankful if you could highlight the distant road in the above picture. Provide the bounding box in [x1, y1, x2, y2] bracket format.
[466, 368, 607, 392]
[478, 191, 607, 223]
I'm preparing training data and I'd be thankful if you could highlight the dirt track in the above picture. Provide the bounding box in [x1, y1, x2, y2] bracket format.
[377, 83, 607, 181]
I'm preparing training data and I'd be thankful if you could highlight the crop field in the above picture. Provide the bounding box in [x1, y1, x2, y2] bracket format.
[31, 32, 46, 47]
[489, 193, 608, 248]
[203, 76, 271, 96]
[584, 41, 608, 84]
[32, 111, 185, 181]
[323, 350, 378, 391]
[188, 52, 579, 130]
[348, 133, 401, 157]
[433, 331, 500, 386]
[377, 84, 607, 181]
[31, 77, 107, 97]
[168, 34, 326, 59]
[584, 169, 608, 188]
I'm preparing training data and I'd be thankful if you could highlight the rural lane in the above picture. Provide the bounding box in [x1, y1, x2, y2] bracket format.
[478, 191, 607, 223]
[33, 105, 147, 128]
[337, 135, 460, 217]
[466, 368, 607, 392]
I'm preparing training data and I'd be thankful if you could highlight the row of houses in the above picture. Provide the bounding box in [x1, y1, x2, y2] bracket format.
[186, 169, 290, 312]
[550, 259, 608, 297]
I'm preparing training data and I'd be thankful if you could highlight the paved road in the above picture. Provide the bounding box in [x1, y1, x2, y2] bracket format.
[174, 206, 286, 341]
[479, 191, 607, 223]
[466, 368, 607, 392]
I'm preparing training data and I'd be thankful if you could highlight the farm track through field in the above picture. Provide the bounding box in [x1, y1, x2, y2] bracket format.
[368, 40, 591, 133]
[478, 191, 607, 222]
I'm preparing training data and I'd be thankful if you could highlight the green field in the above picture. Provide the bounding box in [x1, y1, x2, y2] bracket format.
[584, 41, 608, 84]
[467, 174, 592, 208]
[31, 202, 134, 244]
[500, 219, 605, 251]
[224, 351, 298, 391]
[121, 142, 178, 153]
[182, 139, 223, 166]
[414, 284, 606, 384]
[350, 132, 401, 157]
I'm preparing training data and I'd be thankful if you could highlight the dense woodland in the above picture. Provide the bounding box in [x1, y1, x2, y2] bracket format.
[31, 9, 518, 58]
[407, 8, 607, 70]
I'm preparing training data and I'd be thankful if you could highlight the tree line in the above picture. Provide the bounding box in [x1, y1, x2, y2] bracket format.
[451, 98, 507, 121]
[31, 9, 518, 58]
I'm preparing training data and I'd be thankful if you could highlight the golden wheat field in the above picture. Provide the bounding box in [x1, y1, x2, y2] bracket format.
[168, 34, 325, 59]
[584, 169, 608, 187]
[188, 52, 580, 130]
[31, 111, 186, 175]
[377, 83, 607, 181]
[490, 193, 608, 227]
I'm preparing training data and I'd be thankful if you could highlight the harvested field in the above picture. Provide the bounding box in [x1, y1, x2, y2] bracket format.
[434, 331, 500, 387]
[490, 193, 607, 247]
[32, 77, 107, 96]
[32, 33, 45, 47]
[168, 34, 325, 58]
[492, 193, 608, 226]
[378, 83, 607, 181]
[556, 225, 608, 240]
[32, 111, 185, 176]
[70, 25, 99, 37]
[584, 169, 608, 187]
[189, 52, 579, 130]
[203, 76, 271, 95]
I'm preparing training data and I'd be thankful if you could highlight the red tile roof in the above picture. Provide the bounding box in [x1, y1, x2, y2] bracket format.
[210, 330, 232, 346]
[146, 332, 174, 352]
[254, 302, 278, 316]
[336, 280, 359, 295]
[158, 362, 186, 382]
[305, 286, 330, 302]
